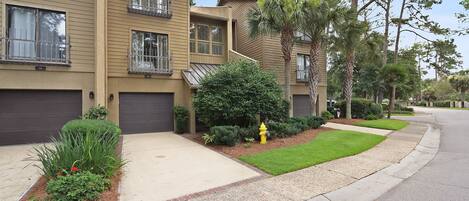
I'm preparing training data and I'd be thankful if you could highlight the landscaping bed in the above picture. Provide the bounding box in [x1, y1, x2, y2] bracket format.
[21, 106, 124, 201]
[239, 130, 386, 175]
[184, 127, 333, 158]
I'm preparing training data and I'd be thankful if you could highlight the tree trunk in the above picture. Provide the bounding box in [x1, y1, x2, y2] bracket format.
[280, 29, 294, 116]
[344, 51, 354, 119]
[378, 0, 391, 105]
[388, 85, 396, 119]
[308, 41, 322, 116]
[461, 90, 465, 108]
[394, 0, 407, 64]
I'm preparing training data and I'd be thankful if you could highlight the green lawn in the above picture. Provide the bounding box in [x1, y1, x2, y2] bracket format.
[353, 119, 408, 130]
[391, 112, 415, 116]
[239, 130, 386, 175]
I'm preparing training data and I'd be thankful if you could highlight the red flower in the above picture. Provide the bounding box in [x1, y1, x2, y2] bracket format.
[71, 166, 79, 172]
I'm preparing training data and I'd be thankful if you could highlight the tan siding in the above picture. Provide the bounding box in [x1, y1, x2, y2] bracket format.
[107, 0, 189, 78]
[0, 0, 96, 72]
[223, 1, 263, 64]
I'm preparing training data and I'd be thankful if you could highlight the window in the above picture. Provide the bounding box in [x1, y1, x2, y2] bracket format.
[211, 26, 223, 55]
[297, 54, 310, 81]
[190, 23, 224, 55]
[128, 0, 171, 17]
[190, 23, 196, 53]
[130, 30, 169, 73]
[197, 24, 209, 54]
[6, 5, 68, 63]
[295, 31, 311, 42]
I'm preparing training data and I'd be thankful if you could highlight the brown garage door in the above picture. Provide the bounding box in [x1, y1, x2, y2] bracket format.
[119, 93, 174, 134]
[293, 95, 312, 117]
[0, 90, 82, 145]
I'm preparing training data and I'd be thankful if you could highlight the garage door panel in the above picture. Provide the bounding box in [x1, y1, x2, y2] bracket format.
[119, 93, 174, 134]
[293, 95, 312, 117]
[0, 90, 82, 145]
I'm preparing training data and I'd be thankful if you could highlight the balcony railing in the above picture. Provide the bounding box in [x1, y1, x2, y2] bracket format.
[297, 69, 309, 82]
[128, 0, 172, 18]
[0, 37, 70, 65]
[128, 53, 171, 74]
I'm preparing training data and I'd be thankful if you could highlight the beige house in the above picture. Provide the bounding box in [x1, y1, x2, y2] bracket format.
[0, 0, 326, 145]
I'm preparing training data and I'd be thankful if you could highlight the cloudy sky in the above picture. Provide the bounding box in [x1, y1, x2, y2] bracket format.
[194, 0, 469, 79]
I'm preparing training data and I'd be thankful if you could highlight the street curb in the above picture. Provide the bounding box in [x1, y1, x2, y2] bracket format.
[308, 123, 440, 201]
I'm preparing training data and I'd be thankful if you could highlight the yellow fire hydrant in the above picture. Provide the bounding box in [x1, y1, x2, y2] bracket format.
[259, 122, 267, 144]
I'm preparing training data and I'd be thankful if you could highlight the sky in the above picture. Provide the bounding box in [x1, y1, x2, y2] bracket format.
[194, 0, 469, 79]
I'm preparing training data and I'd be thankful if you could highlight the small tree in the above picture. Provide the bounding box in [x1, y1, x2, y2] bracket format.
[381, 64, 408, 118]
[193, 60, 288, 127]
[448, 74, 469, 108]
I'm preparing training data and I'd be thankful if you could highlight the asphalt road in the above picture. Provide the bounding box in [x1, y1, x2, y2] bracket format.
[379, 107, 469, 201]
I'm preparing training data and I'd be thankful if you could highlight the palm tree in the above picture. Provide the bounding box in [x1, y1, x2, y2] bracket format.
[381, 63, 409, 118]
[299, 0, 341, 116]
[331, 8, 367, 119]
[248, 0, 302, 116]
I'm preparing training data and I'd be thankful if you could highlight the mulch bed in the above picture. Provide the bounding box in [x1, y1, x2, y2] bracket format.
[328, 118, 365, 125]
[182, 127, 333, 158]
[20, 136, 124, 201]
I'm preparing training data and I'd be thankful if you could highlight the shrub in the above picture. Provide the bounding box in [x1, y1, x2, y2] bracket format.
[193, 60, 287, 127]
[61, 119, 121, 143]
[239, 126, 259, 141]
[46, 171, 110, 201]
[210, 126, 240, 146]
[202, 133, 215, 145]
[336, 99, 383, 118]
[433, 100, 451, 107]
[401, 107, 414, 112]
[287, 117, 310, 131]
[416, 101, 427, 106]
[82, 105, 108, 120]
[268, 122, 294, 138]
[36, 126, 123, 178]
[174, 106, 189, 134]
[369, 103, 383, 118]
[321, 111, 334, 120]
[364, 114, 379, 120]
[305, 116, 326, 129]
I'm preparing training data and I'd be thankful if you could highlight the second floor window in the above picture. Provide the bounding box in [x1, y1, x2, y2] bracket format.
[130, 30, 169, 73]
[129, 0, 170, 17]
[5, 5, 68, 63]
[190, 23, 224, 55]
[297, 54, 310, 81]
[295, 31, 311, 42]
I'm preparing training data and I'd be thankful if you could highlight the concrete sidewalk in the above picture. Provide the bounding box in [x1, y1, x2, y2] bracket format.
[189, 122, 435, 201]
[118, 132, 261, 201]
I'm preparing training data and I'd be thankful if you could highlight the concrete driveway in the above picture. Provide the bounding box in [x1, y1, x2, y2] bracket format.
[0, 144, 42, 201]
[119, 132, 261, 201]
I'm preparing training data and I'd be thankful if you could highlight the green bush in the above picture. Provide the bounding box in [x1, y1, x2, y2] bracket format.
[193, 60, 287, 127]
[36, 123, 123, 178]
[416, 101, 427, 106]
[336, 99, 383, 118]
[401, 107, 414, 112]
[46, 171, 110, 201]
[321, 111, 334, 120]
[82, 105, 108, 120]
[268, 116, 325, 138]
[392, 110, 414, 115]
[174, 106, 189, 134]
[364, 114, 379, 120]
[433, 100, 451, 107]
[61, 119, 121, 143]
[239, 126, 259, 141]
[210, 126, 240, 146]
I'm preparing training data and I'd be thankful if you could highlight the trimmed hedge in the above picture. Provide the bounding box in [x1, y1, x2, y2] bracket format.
[61, 119, 121, 143]
[335, 99, 383, 119]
